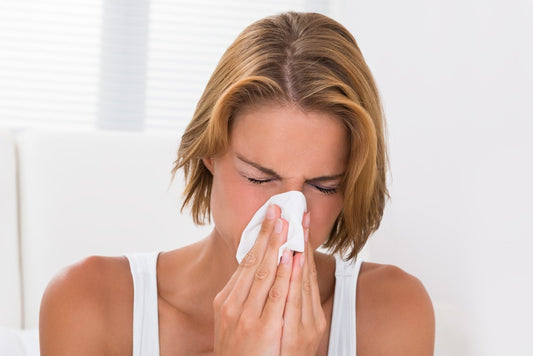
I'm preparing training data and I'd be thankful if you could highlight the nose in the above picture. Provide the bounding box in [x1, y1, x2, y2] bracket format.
[277, 182, 310, 205]
[280, 180, 305, 195]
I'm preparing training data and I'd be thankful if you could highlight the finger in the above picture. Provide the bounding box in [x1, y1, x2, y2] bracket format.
[302, 212, 323, 318]
[302, 211, 310, 231]
[218, 204, 280, 307]
[243, 216, 288, 317]
[302, 233, 322, 325]
[301, 212, 318, 321]
[261, 248, 294, 322]
[283, 251, 304, 328]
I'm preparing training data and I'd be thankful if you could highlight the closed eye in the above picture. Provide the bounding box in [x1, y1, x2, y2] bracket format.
[247, 177, 274, 184]
[245, 174, 339, 194]
[311, 184, 338, 195]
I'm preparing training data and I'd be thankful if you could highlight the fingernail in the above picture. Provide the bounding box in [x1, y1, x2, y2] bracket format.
[300, 253, 305, 267]
[281, 249, 291, 264]
[303, 211, 310, 228]
[275, 218, 283, 233]
[267, 204, 276, 220]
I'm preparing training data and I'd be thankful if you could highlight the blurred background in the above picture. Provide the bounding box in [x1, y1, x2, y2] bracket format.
[0, 0, 531, 355]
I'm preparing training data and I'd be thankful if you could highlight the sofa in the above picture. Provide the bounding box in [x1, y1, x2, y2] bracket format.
[0, 128, 461, 355]
[0, 128, 216, 354]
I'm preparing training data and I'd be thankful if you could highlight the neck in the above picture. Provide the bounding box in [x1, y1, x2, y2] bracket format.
[159, 228, 336, 318]
[157, 228, 239, 321]
[200, 229, 241, 295]
[196, 229, 337, 305]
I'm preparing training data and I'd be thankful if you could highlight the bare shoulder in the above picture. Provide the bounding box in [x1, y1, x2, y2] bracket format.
[39, 255, 133, 356]
[356, 262, 435, 356]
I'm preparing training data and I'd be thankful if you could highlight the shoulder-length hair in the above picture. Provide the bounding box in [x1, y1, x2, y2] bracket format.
[172, 12, 388, 260]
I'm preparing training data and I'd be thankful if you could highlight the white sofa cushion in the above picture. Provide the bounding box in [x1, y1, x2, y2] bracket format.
[16, 128, 211, 329]
[0, 129, 22, 329]
[0, 328, 38, 356]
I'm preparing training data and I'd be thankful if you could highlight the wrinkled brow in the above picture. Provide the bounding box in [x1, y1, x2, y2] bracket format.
[236, 154, 344, 181]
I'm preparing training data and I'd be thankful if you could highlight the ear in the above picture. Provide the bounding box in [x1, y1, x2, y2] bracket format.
[202, 156, 215, 174]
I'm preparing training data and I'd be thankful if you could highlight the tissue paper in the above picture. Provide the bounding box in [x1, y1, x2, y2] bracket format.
[236, 191, 307, 263]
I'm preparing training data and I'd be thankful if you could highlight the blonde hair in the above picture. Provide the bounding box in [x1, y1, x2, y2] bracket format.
[172, 12, 388, 260]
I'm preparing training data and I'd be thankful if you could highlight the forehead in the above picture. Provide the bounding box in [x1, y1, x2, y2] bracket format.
[229, 103, 349, 175]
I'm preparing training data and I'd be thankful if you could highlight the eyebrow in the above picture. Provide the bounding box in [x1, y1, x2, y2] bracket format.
[236, 154, 344, 182]
[237, 155, 279, 177]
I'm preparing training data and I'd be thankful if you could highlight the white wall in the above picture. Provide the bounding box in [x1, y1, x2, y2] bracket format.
[337, 1, 532, 355]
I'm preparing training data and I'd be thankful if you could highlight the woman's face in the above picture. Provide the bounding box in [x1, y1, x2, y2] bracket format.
[204, 103, 349, 252]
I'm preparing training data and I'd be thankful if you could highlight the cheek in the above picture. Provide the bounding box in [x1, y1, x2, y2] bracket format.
[232, 185, 271, 232]
[305, 194, 344, 249]
[210, 171, 272, 246]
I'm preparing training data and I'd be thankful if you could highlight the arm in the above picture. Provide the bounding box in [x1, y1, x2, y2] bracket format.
[39, 256, 129, 355]
[357, 263, 435, 356]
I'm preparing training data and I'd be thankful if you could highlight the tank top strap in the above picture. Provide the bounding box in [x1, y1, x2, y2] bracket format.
[125, 252, 161, 356]
[327, 254, 364, 356]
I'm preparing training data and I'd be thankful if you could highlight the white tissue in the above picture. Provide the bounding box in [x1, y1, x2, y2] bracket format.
[236, 191, 307, 264]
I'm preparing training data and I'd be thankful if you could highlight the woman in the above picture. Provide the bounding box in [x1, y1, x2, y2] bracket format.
[40, 12, 434, 355]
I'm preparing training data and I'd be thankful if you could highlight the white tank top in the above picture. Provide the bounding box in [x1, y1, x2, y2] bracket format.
[125, 252, 363, 356]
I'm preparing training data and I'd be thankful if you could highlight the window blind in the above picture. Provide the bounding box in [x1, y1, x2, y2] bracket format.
[0, 0, 331, 131]
[0, 0, 102, 129]
[145, 0, 330, 130]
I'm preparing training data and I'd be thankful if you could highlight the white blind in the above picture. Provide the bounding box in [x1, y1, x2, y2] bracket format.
[0, 0, 330, 131]
[145, 0, 330, 129]
[0, 0, 102, 129]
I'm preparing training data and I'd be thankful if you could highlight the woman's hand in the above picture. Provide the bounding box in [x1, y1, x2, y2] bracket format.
[213, 204, 293, 356]
[280, 212, 327, 355]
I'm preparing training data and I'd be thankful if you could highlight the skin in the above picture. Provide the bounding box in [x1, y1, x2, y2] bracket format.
[39, 103, 435, 355]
